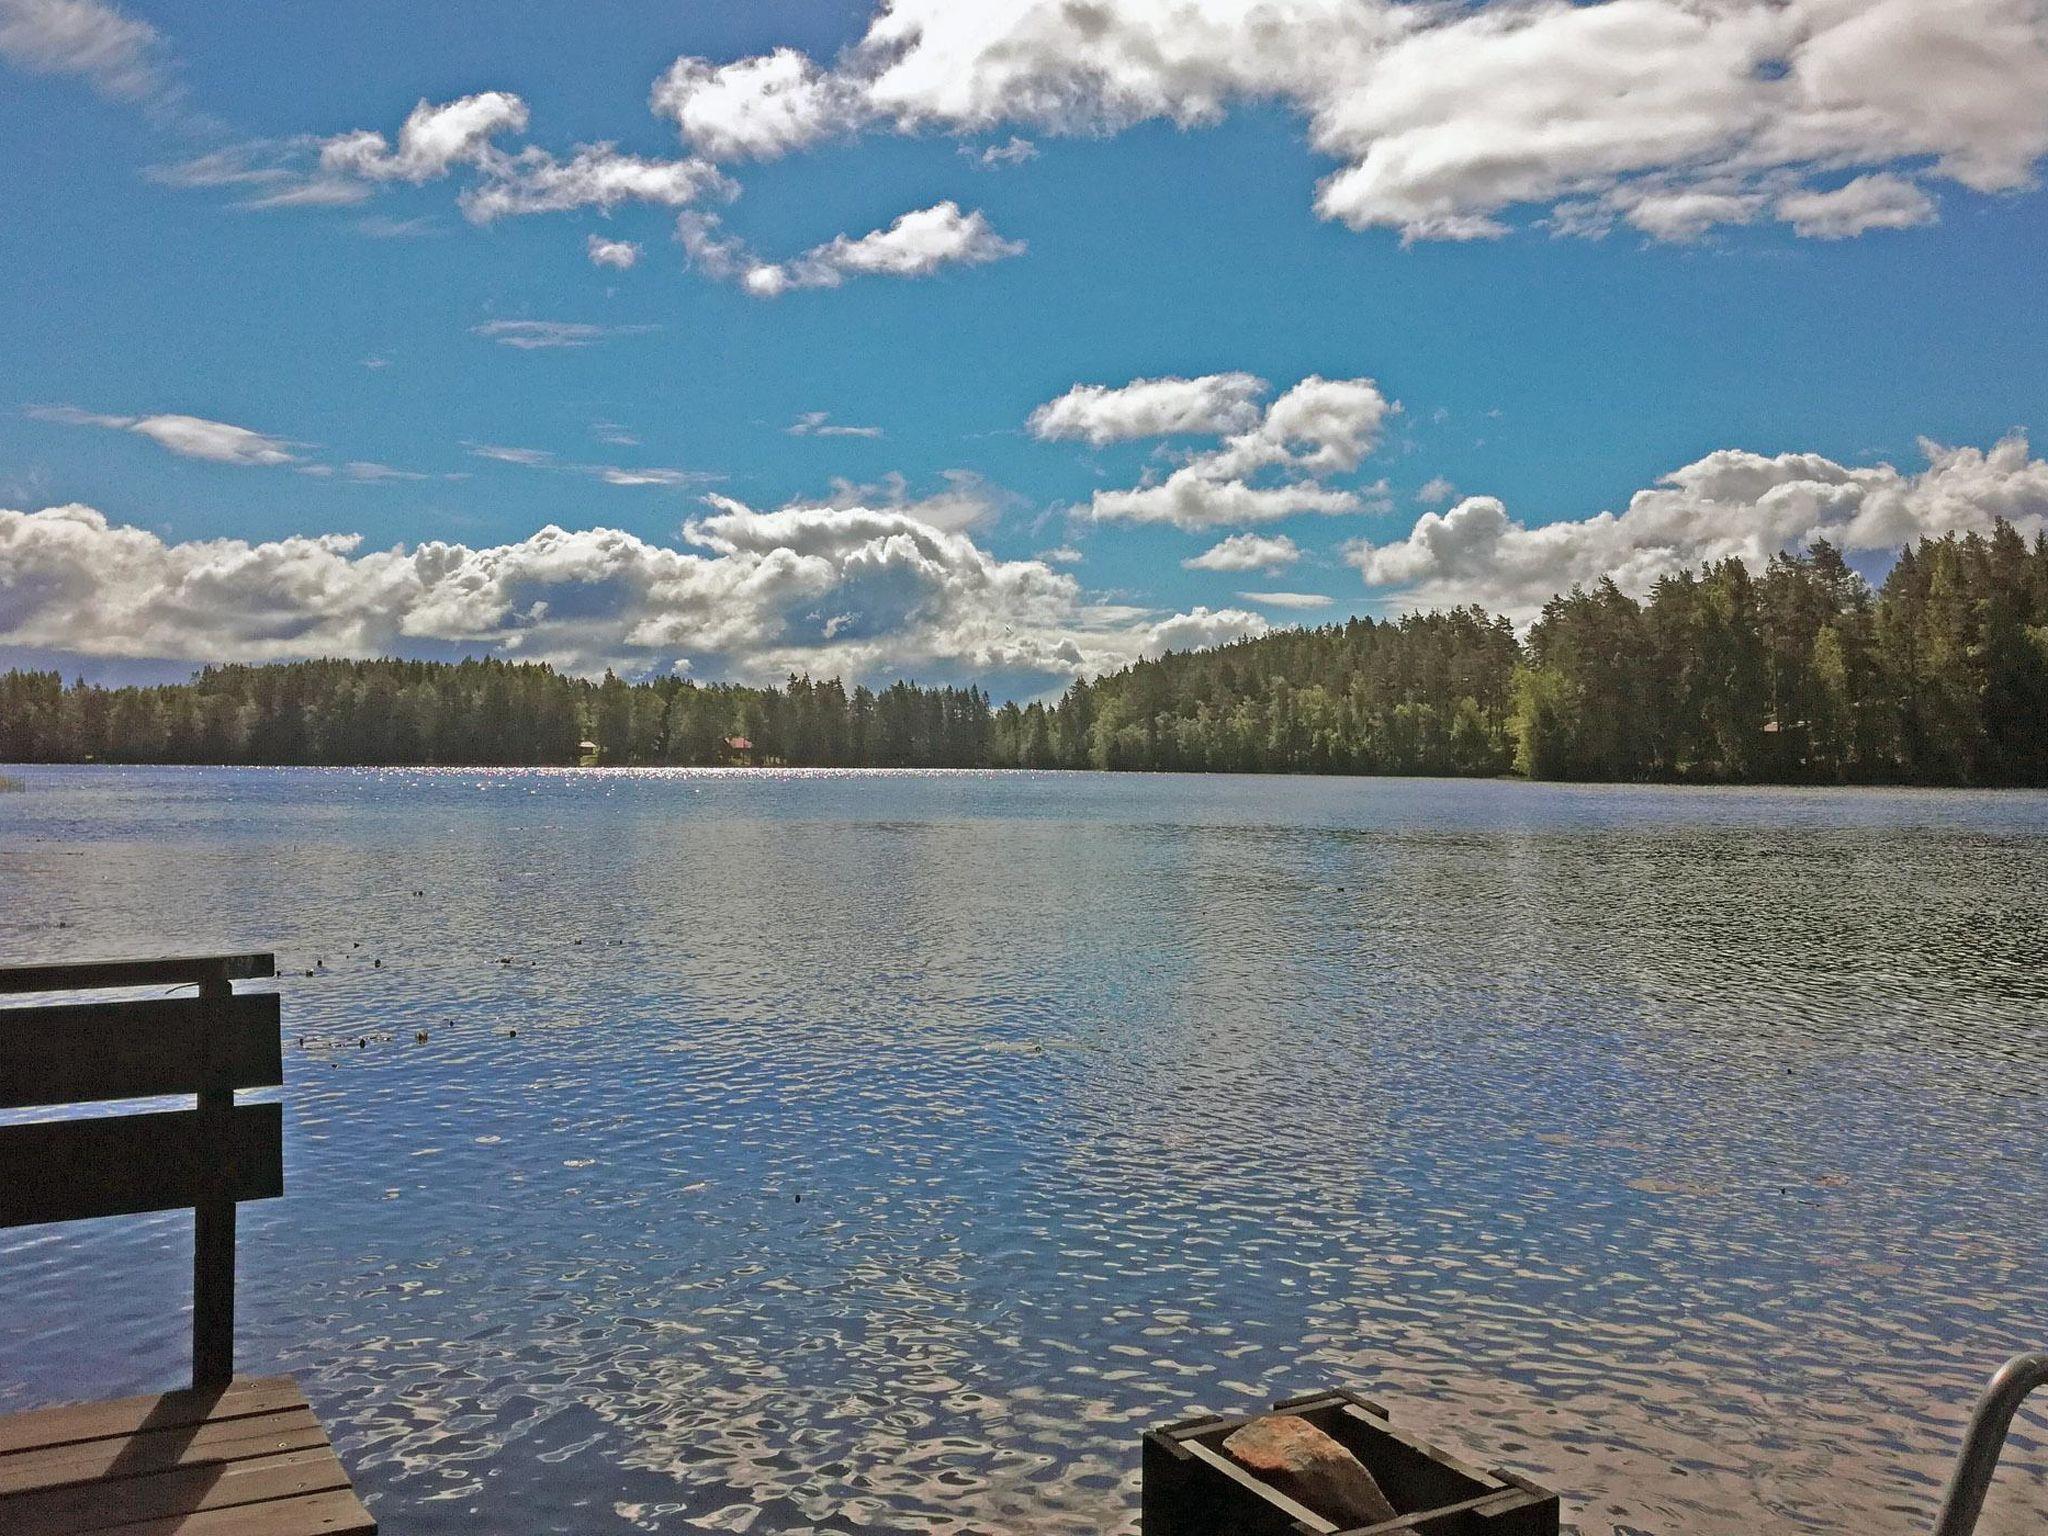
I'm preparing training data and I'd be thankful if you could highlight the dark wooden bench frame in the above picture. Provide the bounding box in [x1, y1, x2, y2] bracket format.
[0, 953, 373, 1533]
[0, 953, 283, 1390]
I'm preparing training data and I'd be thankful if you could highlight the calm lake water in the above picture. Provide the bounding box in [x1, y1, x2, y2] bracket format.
[2, 766, 2045, 1535]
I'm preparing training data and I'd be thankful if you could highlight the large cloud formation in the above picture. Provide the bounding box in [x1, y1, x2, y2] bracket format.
[11, 436, 2045, 687]
[0, 497, 1261, 691]
[1036, 372, 1395, 530]
[159, 86, 1016, 289]
[1349, 433, 2048, 620]
[125, 0, 2044, 289]
[657, 0, 2048, 243]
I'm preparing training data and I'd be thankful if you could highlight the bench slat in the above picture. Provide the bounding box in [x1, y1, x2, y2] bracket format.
[0, 1106, 283, 1228]
[0, 955, 276, 996]
[0, 994, 283, 1110]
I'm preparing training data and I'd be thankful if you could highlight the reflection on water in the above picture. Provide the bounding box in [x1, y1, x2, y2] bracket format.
[2, 767, 2045, 1534]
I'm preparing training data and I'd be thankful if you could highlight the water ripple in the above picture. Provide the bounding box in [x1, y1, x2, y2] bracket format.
[1, 767, 2044, 1534]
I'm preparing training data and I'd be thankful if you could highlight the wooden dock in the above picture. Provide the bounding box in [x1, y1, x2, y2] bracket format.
[0, 1376, 371, 1534]
[0, 954, 374, 1534]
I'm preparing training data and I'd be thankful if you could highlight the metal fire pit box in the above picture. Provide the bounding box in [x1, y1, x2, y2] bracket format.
[1142, 1389, 1561, 1536]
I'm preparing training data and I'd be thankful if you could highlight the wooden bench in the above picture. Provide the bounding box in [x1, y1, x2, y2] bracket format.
[0, 954, 374, 1535]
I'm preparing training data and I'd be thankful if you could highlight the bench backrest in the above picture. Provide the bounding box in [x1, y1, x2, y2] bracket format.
[0, 953, 282, 1388]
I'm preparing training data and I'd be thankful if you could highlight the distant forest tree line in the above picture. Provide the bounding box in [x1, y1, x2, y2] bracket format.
[3, 524, 2046, 784]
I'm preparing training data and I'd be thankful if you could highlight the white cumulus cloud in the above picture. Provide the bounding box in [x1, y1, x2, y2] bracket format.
[586, 234, 642, 269]
[1052, 372, 1395, 530]
[319, 91, 530, 183]
[1182, 532, 1302, 572]
[1347, 433, 2048, 621]
[1092, 471, 1362, 529]
[823, 200, 1023, 276]
[652, 48, 858, 160]
[678, 200, 1022, 297]
[0, 498, 1246, 690]
[459, 143, 731, 222]
[145, 2, 2048, 256]
[1029, 373, 1267, 445]
[1225, 374, 1393, 475]
[1776, 173, 1938, 239]
[782, 468, 1011, 535]
[662, 0, 2048, 244]
[193, 93, 730, 223]
[1145, 605, 1269, 656]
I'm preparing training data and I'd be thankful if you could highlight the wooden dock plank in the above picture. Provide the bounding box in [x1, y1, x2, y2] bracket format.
[107, 1486, 376, 1536]
[0, 1407, 327, 1496]
[3, 1444, 352, 1533]
[0, 1379, 306, 1457]
[0, 1376, 373, 1535]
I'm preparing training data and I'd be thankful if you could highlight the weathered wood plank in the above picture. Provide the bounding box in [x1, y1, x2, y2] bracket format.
[0, 994, 282, 1110]
[2, 1444, 352, 1533]
[107, 1485, 377, 1536]
[0, 1407, 326, 1496]
[0, 1105, 282, 1229]
[0, 955, 276, 996]
[0, 1378, 305, 1457]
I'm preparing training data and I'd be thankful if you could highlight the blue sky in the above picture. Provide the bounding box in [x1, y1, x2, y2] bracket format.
[3, 0, 2047, 695]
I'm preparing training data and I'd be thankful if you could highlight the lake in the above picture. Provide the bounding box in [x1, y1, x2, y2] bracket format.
[2, 766, 2045, 1535]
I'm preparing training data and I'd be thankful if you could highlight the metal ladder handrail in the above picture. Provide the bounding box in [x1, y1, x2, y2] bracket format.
[1930, 1352, 2048, 1536]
